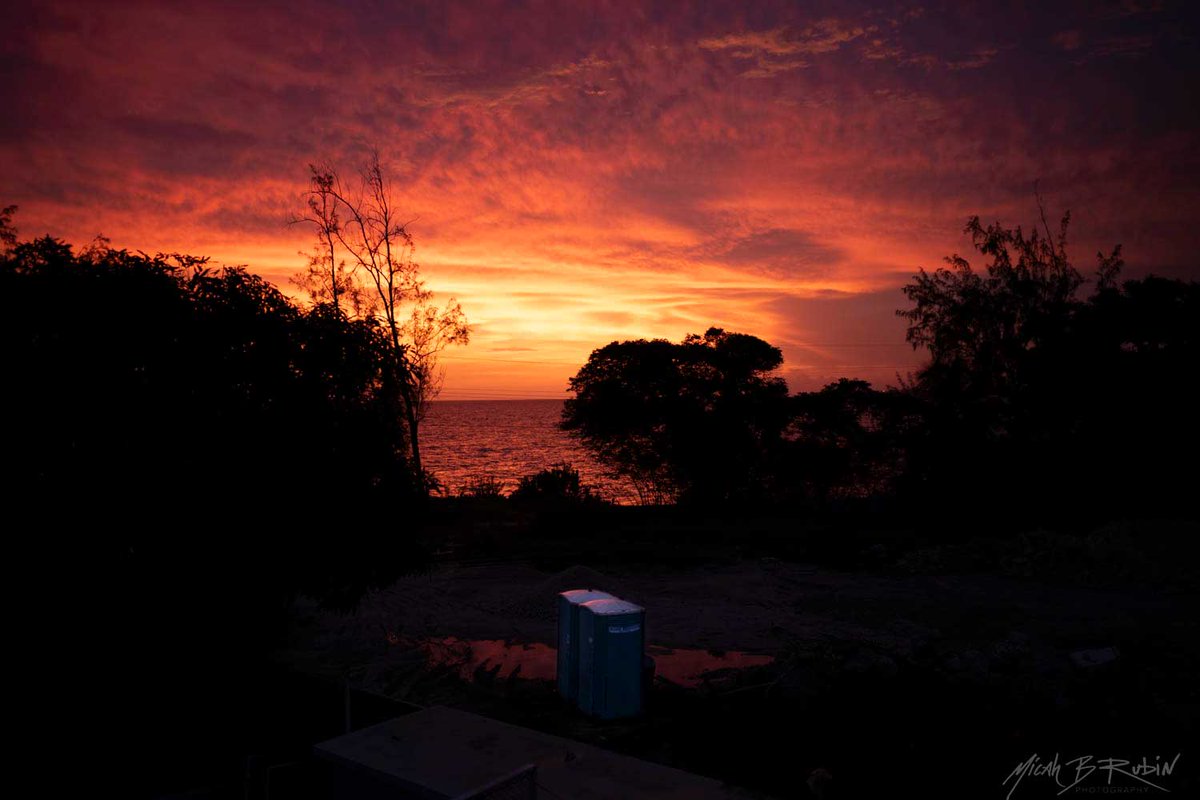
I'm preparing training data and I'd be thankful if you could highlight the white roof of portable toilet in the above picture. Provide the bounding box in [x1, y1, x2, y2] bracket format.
[581, 598, 643, 615]
[560, 589, 614, 604]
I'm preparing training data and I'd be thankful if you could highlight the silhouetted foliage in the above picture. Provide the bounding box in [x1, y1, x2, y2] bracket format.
[1058, 273, 1200, 514]
[510, 463, 605, 508]
[0, 212, 446, 796]
[0, 222, 424, 608]
[2, 216, 440, 794]
[564, 208, 1196, 520]
[563, 327, 790, 506]
[292, 154, 470, 490]
[0, 204, 16, 249]
[898, 208, 1199, 520]
[457, 475, 508, 499]
[781, 379, 924, 506]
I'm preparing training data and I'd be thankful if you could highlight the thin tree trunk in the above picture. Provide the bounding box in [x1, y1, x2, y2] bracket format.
[406, 400, 423, 490]
[385, 319, 424, 491]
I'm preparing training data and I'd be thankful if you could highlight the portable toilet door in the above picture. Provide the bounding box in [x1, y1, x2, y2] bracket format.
[577, 598, 646, 719]
[556, 589, 614, 701]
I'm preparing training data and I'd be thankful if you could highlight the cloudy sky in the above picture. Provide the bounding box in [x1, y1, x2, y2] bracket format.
[4, 0, 1198, 398]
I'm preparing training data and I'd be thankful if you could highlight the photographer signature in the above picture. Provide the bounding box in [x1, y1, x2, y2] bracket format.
[1003, 753, 1180, 798]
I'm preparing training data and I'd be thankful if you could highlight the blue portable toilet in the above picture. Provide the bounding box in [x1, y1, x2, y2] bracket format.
[577, 598, 646, 719]
[556, 589, 614, 701]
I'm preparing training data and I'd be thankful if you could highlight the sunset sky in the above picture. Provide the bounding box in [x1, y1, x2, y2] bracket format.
[4, 0, 1199, 399]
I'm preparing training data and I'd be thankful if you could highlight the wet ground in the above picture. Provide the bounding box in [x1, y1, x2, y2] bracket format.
[388, 635, 774, 687]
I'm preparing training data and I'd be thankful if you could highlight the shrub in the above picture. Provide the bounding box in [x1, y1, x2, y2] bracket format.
[459, 475, 507, 499]
[510, 464, 606, 507]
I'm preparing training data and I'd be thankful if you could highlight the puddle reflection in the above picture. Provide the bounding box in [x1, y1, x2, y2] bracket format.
[396, 636, 773, 688]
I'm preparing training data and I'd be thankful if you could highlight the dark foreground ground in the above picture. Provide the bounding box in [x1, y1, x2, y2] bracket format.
[59, 507, 1200, 800]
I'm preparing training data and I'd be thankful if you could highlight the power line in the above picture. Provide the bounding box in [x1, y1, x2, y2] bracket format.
[441, 356, 583, 366]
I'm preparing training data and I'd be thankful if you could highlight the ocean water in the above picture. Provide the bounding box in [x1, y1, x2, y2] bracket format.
[421, 399, 632, 502]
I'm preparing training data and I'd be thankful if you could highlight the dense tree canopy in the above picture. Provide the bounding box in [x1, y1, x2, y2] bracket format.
[781, 379, 923, 506]
[562, 327, 789, 505]
[897, 211, 1199, 520]
[1, 217, 424, 605]
[2, 211, 434, 793]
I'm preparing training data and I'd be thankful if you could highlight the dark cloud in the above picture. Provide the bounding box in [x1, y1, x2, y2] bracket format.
[717, 228, 845, 278]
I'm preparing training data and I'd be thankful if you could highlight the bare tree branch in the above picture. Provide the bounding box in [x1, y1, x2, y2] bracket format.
[292, 153, 471, 490]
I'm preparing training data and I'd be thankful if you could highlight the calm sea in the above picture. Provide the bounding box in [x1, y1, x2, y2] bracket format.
[421, 399, 633, 502]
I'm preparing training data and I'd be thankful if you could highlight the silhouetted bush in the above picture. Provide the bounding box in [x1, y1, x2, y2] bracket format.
[510, 463, 606, 508]
[1, 212, 433, 794]
[778, 379, 924, 508]
[458, 474, 508, 499]
[0, 219, 426, 615]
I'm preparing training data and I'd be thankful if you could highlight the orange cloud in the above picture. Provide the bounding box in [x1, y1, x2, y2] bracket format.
[3, 0, 1198, 397]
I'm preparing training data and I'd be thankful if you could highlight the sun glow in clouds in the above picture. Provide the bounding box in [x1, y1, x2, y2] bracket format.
[5, 0, 1199, 397]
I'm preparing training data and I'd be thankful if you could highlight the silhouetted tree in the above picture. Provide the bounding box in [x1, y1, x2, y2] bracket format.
[782, 379, 923, 506]
[899, 208, 1119, 412]
[1, 213, 443, 795]
[1062, 273, 1200, 513]
[563, 328, 789, 505]
[0, 217, 423, 602]
[292, 153, 470, 489]
[292, 171, 361, 314]
[897, 208, 1111, 516]
[898, 204, 1198, 519]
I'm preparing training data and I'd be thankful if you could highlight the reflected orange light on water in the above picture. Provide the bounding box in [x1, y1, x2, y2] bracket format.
[391, 635, 774, 688]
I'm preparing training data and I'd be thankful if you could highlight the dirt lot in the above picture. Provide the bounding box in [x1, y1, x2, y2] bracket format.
[276, 517, 1199, 798]
[286, 557, 1186, 686]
